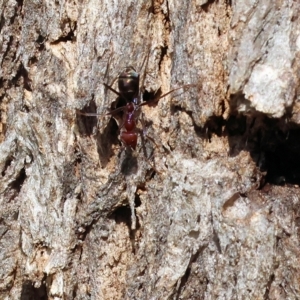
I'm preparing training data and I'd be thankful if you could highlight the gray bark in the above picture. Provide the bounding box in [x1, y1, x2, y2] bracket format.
[0, 0, 300, 299]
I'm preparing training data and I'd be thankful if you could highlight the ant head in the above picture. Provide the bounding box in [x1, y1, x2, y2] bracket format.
[118, 67, 140, 100]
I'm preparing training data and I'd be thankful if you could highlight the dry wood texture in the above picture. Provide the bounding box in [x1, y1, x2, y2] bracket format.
[0, 0, 300, 299]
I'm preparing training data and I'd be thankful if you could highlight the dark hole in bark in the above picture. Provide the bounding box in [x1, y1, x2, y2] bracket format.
[176, 267, 191, 299]
[1, 157, 13, 176]
[35, 34, 46, 51]
[0, 14, 5, 33]
[13, 64, 32, 91]
[194, 116, 226, 142]
[226, 112, 300, 186]
[20, 279, 47, 300]
[264, 273, 275, 299]
[16, 0, 23, 8]
[113, 205, 131, 227]
[263, 129, 300, 185]
[50, 22, 76, 44]
[111, 203, 141, 254]
[10, 167, 26, 192]
[201, 0, 216, 12]
[72, 283, 78, 299]
[146, 168, 156, 180]
[204, 116, 226, 139]
[226, 115, 247, 136]
[202, 108, 300, 187]
[142, 90, 153, 102]
[76, 99, 98, 136]
[159, 46, 168, 70]
[36, 34, 45, 44]
[142, 89, 162, 105]
[135, 193, 142, 207]
[96, 117, 119, 168]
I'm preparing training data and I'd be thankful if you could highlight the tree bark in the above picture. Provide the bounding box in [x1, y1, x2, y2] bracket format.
[0, 0, 300, 299]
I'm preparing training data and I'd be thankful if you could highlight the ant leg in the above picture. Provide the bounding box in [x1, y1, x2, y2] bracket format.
[102, 54, 121, 96]
[103, 83, 122, 98]
[139, 84, 195, 108]
[76, 109, 103, 117]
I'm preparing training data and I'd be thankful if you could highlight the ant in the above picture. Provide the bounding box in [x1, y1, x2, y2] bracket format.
[76, 66, 191, 229]
[77, 66, 191, 154]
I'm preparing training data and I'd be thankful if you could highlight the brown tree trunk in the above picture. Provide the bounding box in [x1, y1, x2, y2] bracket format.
[0, 0, 300, 299]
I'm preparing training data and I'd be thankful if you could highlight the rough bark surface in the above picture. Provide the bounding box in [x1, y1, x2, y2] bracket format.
[0, 0, 300, 299]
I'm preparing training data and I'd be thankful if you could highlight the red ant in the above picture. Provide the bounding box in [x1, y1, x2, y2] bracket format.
[77, 67, 191, 229]
[77, 66, 191, 153]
